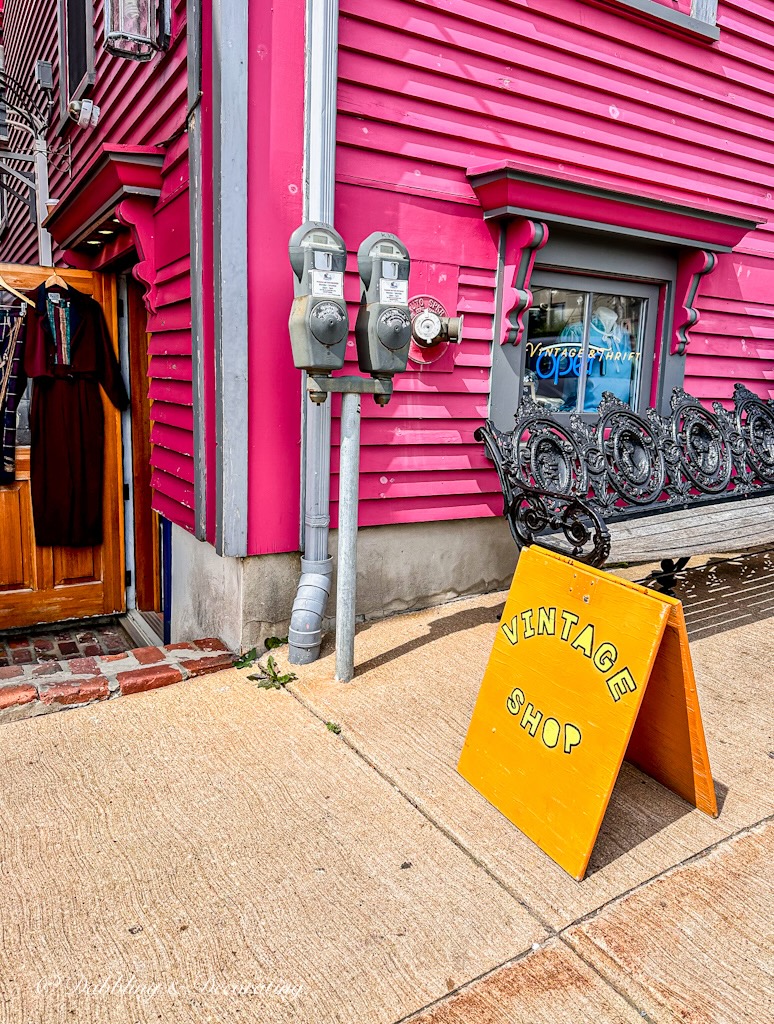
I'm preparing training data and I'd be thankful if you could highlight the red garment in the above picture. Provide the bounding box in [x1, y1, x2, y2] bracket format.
[24, 283, 129, 547]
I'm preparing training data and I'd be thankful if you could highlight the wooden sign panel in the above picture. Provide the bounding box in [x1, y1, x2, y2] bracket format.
[458, 546, 717, 880]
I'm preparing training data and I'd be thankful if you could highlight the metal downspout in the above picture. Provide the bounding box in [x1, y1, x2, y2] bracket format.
[288, 0, 339, 664]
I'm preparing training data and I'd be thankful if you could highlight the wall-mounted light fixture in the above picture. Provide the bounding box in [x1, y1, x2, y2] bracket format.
[67, 99, 100, 129]
[104, 0, 171, 62]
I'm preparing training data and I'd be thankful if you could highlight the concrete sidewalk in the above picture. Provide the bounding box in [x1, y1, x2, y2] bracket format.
[0, 565, 772, 1022]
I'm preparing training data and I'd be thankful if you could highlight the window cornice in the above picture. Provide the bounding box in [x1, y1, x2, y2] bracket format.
[467, 161, 760, 253]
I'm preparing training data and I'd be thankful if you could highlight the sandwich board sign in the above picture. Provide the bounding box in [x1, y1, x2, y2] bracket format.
[458, 545, 717, 880]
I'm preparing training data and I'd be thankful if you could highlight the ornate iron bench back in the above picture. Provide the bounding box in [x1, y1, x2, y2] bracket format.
[475, 383, 774, 566]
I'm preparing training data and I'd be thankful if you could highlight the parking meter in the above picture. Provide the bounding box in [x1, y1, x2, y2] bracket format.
[288, 222, 349, 373]
[355, 232, 411, 379]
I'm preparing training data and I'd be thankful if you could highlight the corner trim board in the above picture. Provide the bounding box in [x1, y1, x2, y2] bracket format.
[212, 0, 249, 557]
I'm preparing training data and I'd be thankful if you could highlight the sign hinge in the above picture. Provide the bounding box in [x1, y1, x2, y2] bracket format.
[123, 482, 130, 501]
[125, 569, 132, 588]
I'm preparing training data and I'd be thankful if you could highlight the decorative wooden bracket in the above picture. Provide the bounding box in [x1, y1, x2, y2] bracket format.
[672, 249, 717, 355]
[498, 218, 548, 346]
[117, 197, 158, 314]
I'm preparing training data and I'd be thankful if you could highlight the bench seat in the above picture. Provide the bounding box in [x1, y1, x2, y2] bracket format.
[477, 383, 774, 568]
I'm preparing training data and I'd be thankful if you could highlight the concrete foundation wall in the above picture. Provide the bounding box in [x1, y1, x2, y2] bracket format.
[171, 525, 245, 652]
[173, 518, 518, 653]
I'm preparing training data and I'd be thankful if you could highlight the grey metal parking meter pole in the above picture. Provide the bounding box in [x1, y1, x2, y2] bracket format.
[335, 392, 361, 683]
[289, 224, 411, 682]
[305, 375, 392, 682]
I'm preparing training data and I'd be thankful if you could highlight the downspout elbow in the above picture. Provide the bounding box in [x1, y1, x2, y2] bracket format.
[288, 556, 333, 664]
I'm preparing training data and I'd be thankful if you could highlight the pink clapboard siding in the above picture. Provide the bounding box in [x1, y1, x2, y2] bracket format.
[245, 0, 306, 555]
[0, 0, 194, 533]
[332, 0, 774, 530]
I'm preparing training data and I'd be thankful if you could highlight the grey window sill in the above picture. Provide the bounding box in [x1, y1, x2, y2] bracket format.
[591, 0, 720, 41]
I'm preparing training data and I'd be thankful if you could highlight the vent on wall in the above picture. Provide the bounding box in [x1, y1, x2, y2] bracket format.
[104, 0, 171, 62]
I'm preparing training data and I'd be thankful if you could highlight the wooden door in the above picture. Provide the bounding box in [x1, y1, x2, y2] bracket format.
[0, 265, 125, 629]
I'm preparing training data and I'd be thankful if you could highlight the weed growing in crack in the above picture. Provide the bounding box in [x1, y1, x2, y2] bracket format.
[247, 655, 297, 690]
[234, 647, 259, 669]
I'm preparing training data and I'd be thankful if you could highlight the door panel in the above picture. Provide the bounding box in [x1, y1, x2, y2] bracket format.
[0, 264, 125, 629]
[0, 479, 34, 591]
[52, 546, 99, 586]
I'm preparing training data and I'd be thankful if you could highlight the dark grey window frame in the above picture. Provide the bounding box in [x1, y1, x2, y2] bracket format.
[591, 0, 719, 41]
[490, 230, 681, 431]
[56, 0, 96, 131]
[524, 269, 661, 419]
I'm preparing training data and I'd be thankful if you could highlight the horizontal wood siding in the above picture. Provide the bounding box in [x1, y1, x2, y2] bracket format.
[334, 0, 774, 529]
[0, 0, 194, 532]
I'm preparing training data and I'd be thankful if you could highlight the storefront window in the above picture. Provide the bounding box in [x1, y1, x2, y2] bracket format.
[524, 287, 647, 413]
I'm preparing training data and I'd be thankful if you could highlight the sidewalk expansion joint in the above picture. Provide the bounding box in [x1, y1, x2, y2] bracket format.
[392, 943, 548, 1024]
[557, 812, 774, 937]
[557, 936, 658, 1024]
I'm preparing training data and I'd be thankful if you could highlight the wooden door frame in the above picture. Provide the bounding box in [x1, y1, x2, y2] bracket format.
[123, 272, 161, 614]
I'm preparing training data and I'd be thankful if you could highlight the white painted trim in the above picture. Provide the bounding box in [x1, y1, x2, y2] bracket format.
[212, 0, 249, 556]
[304, 0, 339, 224]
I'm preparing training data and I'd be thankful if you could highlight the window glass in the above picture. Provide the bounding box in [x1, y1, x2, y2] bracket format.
[67, 0, 89, 95]
[524, 287, 646, 413]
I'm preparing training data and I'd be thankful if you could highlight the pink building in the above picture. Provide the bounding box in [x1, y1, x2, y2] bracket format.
[0, 0, 771, 652]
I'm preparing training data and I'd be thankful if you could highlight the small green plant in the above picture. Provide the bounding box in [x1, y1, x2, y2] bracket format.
[264, 636, 288, 651]
[325, 721, 341, 735]
[234, 647, 259, 669]
[247, 655, 297, 690]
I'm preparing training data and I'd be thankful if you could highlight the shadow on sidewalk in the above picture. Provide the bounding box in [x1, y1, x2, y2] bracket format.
[588, 774, 730, 876]
[353, 600, 505, 678]
[644, 549, 774, 642]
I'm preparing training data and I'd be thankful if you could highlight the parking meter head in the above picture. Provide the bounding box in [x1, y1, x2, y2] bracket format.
[288, 221, 349, 373]
[355, 232, 411, 378]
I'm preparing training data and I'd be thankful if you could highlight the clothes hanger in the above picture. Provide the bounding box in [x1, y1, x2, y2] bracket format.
[43, 268, 68, 289]
[0, 273, 34, 307]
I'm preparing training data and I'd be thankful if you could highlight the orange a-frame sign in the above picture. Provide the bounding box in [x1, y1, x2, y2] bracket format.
[458, 545, 717, 880]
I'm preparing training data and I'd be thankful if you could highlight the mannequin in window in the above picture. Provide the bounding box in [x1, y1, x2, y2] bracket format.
[560, 305, 636, 412]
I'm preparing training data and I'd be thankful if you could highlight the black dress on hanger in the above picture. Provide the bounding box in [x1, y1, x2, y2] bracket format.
[24, 282, 129, 547]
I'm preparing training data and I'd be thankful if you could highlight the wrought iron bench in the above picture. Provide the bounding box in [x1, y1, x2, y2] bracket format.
[476, 383, 774, 571]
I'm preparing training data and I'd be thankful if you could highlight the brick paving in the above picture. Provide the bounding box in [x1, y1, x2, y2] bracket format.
[0, 619, 133, 667]
[0, 638, 234, 724]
